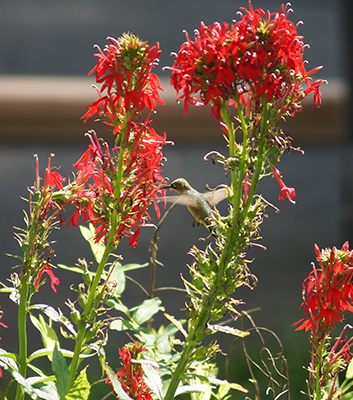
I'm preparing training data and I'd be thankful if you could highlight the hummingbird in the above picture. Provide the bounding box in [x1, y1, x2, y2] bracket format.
[161, 178, 229, 233]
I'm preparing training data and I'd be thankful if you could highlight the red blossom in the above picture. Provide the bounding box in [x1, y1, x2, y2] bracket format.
[168, 1, 323, 120]
[34, 264, 60, 293]
[68, 128, 167, 247]
[106, 343, 153, 400]
[271, 166, 296, 203]
[294, 242, 353, 336]
[44, 156, 66, 191]
[82, 34, 164, 134]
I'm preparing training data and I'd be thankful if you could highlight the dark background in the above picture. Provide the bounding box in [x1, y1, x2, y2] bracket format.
[0, 1, 350, 398]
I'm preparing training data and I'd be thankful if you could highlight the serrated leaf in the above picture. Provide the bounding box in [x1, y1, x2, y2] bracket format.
[131, 298, 164, 325]
[52, 346, 69, 400]
[65, 366, 90, 400]
[105, 365, 133, 400]
[207, 324, 249, 337]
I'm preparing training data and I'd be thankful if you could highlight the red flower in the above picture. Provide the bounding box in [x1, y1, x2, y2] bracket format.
[294, 242, 353, 336]
[68, 128, 167, 247]
[271, 166, 296, 203]
[106, 343, 153, 400]
[168, 2, 323, 120]
[44, 156, 66, 190]
[34, 264, 60, 293]
[82, 34, 164, 134]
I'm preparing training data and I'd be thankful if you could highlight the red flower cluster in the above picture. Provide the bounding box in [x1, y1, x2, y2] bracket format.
[106, 343, 153, 400]
[67, 34, 167, 247]
[68, 128, 166, 247]
[168, 1, 323, 119]
[294, 242, 353, 336]
[82, 34, 164, 134]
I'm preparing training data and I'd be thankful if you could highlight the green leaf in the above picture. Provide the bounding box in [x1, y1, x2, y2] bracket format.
[80, 224, 105, 263]
[57, 264, 83, 274]
[155, 323, 180, 353]
[65, 366, 90, 400]
[141, 361, 163, 400]
[0, 348, 19, 372]
[108, 262, 126, 296]
[29, 305, 60, 323]
[110, 319, 139, 332]
[209, 377, 248, 394]
[29, 314, 59, 359]
[52, 346, 69, 400]
[131, 298, 164, 325]
[105, 298, 128, 313]
[120, 262, 149, 272]
[175, 384, 210, 397]
[347, 357, 353, 379]
[28, 348, 94, 364]
[207, 324, 250, 337]
[12, 370, 59, 400]
[164, 313, 188, 338]
[105, 365, 133, 400]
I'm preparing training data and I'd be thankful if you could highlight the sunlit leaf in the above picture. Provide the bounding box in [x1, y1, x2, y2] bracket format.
[65, 366, 90, 400]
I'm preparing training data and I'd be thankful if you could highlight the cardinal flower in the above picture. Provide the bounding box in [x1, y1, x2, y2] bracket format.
[168, 1, 323, 120]
[106, 343, 153, 400]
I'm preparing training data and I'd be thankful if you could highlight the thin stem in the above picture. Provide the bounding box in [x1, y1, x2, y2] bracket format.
[66, 240, 115, 393]
[15, 279, 29, 400]
[66, 120, 128, 393]
[220, 103, 238, 207]
[243, 103, 269, 216]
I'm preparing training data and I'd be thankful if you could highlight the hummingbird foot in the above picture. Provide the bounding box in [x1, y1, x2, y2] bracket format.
[192, 220, 201, 228]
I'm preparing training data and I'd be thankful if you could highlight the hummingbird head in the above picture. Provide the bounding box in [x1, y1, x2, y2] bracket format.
[163, 178, 192, 195]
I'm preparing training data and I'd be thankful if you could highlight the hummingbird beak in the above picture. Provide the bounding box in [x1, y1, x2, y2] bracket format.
[160, 184, 171, 190]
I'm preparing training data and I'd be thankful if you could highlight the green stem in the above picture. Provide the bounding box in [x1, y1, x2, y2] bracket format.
[220, 103, 238, 207]
[242, 103, 268, 216]
[164, 233, 237, 400]
[66, 118, 128, 393]
[15, 279, 29, 400]
[66, 241, 115, 392]
[314, 340, 325, 400]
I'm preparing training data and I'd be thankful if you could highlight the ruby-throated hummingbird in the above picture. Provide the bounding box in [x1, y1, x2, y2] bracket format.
[161, 178, 229, 232]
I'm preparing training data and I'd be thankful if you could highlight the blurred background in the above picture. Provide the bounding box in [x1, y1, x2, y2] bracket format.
[0, 0, 351, 398]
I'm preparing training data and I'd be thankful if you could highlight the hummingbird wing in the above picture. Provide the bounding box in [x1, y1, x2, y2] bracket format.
[202, 187, 229, 207]
[163, 187, 230, 208]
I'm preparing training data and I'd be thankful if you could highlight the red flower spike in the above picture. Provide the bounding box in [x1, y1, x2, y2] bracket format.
[82, 34, 164, 131]
[168, 2, 323, 121]
[294, 242, 353, 337]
